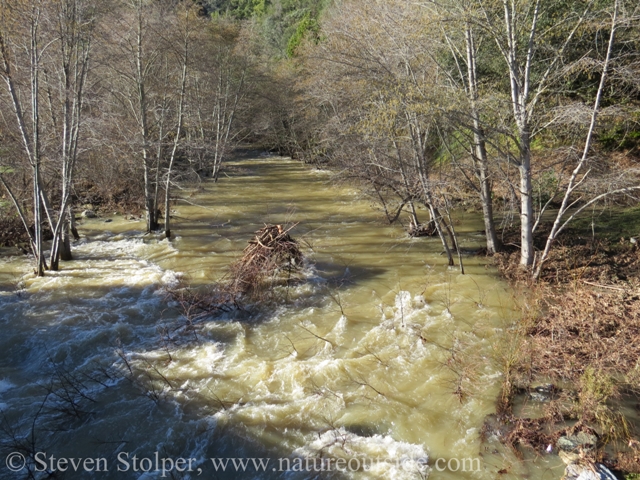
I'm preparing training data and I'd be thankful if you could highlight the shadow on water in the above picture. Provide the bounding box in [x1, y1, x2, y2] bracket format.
[0, 281, 352, 480]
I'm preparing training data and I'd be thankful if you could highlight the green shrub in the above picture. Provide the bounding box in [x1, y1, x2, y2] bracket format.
[286, 13, 319, 57]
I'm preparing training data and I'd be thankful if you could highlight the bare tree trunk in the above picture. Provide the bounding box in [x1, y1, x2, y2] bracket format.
[134, 1, 157, 232]
[499, 0, 539, 267]
[31, 8, 45, 276]
[60, 213, 72, 261]
[518, 145, 534, 266]
[61, 204, 76, 261]
[407, 200, 420, 232]
[443, 194, 464, 274]
[440, 210, 459, 253]
[464, 25, 500, 255]
[478, 154, 499, 253]
[49, 193, 67, 270]
[428, 204, 455, 266]
[33, 161, 45, 276]
[153, 100, 165, 225]
[0, 5, 45, 275]
[165, 11, 190, 239]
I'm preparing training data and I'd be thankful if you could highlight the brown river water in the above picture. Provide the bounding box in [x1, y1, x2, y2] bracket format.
[0, 156, 565, 479]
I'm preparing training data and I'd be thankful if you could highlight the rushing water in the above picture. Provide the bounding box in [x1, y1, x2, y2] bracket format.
[0, 156, 564, 479]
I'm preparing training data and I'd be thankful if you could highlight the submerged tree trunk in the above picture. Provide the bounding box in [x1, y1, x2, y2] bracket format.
[60, 212, 72, 261]
[407, 200, 420, 233]
[133, 0, 157, 233]
[428, 204, 455, 266]
[478, 156, 500, 254]
[33, 162, 45, 276]
[69, 205, 79, 240]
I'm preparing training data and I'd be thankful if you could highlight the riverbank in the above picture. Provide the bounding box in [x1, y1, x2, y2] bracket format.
[491, 211, 640, 478]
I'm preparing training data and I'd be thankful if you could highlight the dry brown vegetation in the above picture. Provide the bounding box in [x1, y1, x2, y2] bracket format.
[528, 286, 640, 379]
[0, 216, 30, 249]
[490, 224, 640, 473]
[496, 224, 640, 378]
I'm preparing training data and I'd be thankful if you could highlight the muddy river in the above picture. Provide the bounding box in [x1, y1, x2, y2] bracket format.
[0, 156, 563, 479]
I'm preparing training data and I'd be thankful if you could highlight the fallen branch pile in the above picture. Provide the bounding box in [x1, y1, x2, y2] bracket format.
[229, 224, 303, 298]
[167, 224, 305, 321]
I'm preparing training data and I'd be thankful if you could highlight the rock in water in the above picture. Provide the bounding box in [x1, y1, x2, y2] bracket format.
[82, 210, 96, 218]
[557, 432, 598, 453]
[562, 463, 617, 480]
[528, 383, 557, 402]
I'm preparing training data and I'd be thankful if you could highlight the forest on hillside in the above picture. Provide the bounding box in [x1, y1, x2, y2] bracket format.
[1, 0, 640, 477]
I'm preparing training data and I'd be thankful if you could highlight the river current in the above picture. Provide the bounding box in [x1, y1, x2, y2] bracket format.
[0, 157, 562, 479]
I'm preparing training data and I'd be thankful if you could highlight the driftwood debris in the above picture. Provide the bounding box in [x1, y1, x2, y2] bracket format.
[229, 224, 303, 296]
[167, 224, 304, 321]
[408, 221, 437, 237]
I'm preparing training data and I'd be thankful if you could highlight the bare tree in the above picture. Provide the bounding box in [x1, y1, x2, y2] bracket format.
[0, 0, 97, 274]
[467, 0, 596, 266]
[163, 5, 194, 239]
[417, 0, 639, 272]
[0, 0, 48, 275]
[533, 0, 640, 278]
[102, 0, 166, 232]
[189, 19, 251, 182]
[300, 0, 463, 266]
[46, 0, 96, 268]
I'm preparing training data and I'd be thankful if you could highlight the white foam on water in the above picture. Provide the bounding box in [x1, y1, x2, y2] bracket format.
[293, 428, 430, 479]
[0, 378, 14, 394]
[21, 238, 180, 297]
[328, 315, 348, 342]
[1, 235, 508, 480]
[144, 300, 437, 477]
[0, 237, 185, 416]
